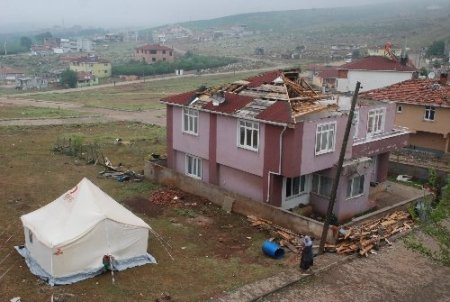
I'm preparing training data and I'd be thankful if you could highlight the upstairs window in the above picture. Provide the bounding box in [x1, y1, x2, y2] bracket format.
[238, 120, 259, 151]
[185, 155, 201, 179]
[312, 174, 333, 197]
[285, 176, 306, 199]
[424, 106, 435, 121]
[150, 50, 157, 54]
[367, 108, 385, 136]
[347, 175, 365, 198]
[397, 105, 403, 113]
[183, 108, 198, 135]
[315, 122, 336, 155]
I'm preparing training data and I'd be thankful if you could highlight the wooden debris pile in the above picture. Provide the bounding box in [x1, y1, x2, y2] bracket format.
[336, 211, 414, 257]
[247, 215, 304, 253]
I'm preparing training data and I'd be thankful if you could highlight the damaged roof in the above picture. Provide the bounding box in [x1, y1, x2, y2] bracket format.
[161, 69, 338, 125]
[360, 78, 450, 107]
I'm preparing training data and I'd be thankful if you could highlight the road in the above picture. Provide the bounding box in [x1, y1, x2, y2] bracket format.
[260, 240, 450, 302]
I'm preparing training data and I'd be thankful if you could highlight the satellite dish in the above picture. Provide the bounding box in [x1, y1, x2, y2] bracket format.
[428, 72, 436, 79]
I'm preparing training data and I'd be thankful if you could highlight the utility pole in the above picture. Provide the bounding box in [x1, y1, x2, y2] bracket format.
[318, 81, 361, 254]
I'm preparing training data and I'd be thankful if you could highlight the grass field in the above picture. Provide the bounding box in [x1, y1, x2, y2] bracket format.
[19, 72, 259, 111]
[0, 105, 88, 119]
[0, 122, 288, 301]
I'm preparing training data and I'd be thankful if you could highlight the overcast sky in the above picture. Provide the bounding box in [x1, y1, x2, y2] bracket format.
[1, 0, 391, 32]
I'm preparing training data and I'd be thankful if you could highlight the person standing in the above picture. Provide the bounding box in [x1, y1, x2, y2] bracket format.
[300, 235, 314, 271]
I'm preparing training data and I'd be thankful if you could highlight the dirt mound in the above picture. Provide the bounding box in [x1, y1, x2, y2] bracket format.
[124, 197, 164, 217]
[150, 188, 185, 205]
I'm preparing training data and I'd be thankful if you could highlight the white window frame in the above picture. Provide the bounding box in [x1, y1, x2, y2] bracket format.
[284, 175, 306, 200]
[185, 154, 202, 179]
[238, 120, 259, 151]
[424, 106, 435, 121]
[311, 174, 333, 198]
[352, 111, 359, 139]
[396, 104, 403, 113]
[315, 121, 336, 155]
[347, 175, 365, 199]
[367, 108, 385, 136]
[182, 108, 199, 135]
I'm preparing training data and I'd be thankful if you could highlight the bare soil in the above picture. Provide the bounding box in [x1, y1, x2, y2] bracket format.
[261, 239, 450, 302]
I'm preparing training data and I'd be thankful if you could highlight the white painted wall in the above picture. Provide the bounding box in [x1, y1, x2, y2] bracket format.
[337, 70, 414, 92]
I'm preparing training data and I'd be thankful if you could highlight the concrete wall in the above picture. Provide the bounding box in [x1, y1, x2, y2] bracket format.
[144, 161, 336, 242]
[219, 164, 263, 201]
[409, 131, 447, 152]
[395, 103, 450, 137]
[338, 70, 413, 92]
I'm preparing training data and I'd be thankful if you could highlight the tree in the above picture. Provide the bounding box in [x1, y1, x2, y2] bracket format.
[426, 40, 445, 58]
[20, 36, 32, 50]
[60, 69, 78, 88]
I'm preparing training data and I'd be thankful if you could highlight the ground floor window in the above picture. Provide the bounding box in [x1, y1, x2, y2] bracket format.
[312, 174, 333, 197]
[285, 175, 306, 199]
[185, 154, 202, 179]
[347, 175, 365, 198]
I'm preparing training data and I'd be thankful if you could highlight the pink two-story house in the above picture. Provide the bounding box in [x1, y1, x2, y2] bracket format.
[161, 70, 409, 222]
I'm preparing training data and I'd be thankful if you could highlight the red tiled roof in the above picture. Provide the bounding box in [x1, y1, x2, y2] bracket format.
[340, 56, 416, 72]
[317, 67, 339, 79]
[360, 78, 450, 107]
[136, 44, 173, 51]
[246, 70, 282, 88]
[161, 91, 197, 106]
[256, 101, 293, 124]
[202, 93, 254, 114]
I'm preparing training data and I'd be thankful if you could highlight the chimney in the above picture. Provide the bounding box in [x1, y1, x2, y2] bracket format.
[440, 73, 448, 85]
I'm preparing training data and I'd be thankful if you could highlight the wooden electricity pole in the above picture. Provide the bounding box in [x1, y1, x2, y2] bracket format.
[318, 81, 361, 254]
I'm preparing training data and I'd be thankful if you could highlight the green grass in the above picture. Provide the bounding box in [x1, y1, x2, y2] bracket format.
[0, 122, 286, 301]
[19, 71, 259, 111]
[0, 106, 87, 119]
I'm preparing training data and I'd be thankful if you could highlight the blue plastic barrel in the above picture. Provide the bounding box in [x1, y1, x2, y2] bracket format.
[262, 240, 285, 259]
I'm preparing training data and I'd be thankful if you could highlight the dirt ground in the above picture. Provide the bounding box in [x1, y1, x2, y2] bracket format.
[261, 238, 450, 302]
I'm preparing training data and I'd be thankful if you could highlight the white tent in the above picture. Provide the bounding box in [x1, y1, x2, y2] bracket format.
[17, 177, 156, 285]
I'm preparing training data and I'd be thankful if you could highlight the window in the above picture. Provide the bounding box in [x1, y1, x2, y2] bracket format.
[352, 111, 359, 138]
[347, 175, 365, 198]
[152, 58, 156, 62]
[285, 176, 306, 199]
[424, 106, 435, 121]
[312, 174, 333, 197]
[367, 108, 385, 136]
[397, 105, 402, 113]
[28, 229, 33, 244]
[238, 120, 259, 151]
[315, 122, 336, 155]
[162, 50, 166, 54]
[150, 50, 157, 54]
[104, 63, 108, 67]
[170, 51, 173, 56]
[183, 108, 199, 135]
[185, 155, 202, 179]
[104, 70, 108, 73]
[163, 58, 166, 61]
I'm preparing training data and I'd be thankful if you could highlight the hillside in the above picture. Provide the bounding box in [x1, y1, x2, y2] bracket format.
[176, 0, 450, 49]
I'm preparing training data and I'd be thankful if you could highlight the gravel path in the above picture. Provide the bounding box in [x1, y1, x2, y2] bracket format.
[261, 240, 450, 302]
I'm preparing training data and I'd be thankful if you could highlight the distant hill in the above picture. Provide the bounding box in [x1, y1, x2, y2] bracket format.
[174, 0, 450, 48]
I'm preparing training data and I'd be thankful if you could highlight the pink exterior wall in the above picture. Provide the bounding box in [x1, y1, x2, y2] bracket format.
[216, 115, 265, 177]
[309, 164, 374, 222]
[174, 150, 210, 182]
[172, 107, 210, 160]
[355, 102, 395, 140]
[281, 124, 303, 177]
[300, 115, 352, 175]
[219, 165, 263, 201]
